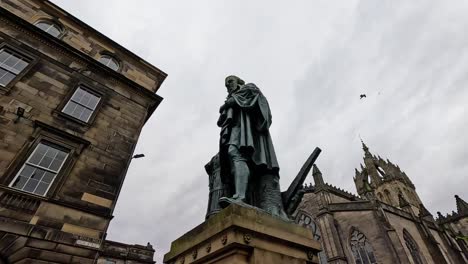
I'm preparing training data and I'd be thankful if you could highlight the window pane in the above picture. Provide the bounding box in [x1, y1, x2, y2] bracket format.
[79, 91, 91, 106]
[88, 96, 100, 110]
[351, 230, 377, 264]
[28, 144, 48, 165]
[42, 171, 55, 183]
[23, 179, 39, 193]
[0, 50, 10, 64]
[0, 69, 15, 86]
[36, 22, 51, 31]
[45, 147, 58, 157]
[86, 93, 100, 109]
[359, 247, 370, 264]
[30, 168, 45, 181]
[79, 108, 92, 122]
[353, 248, 362, 264]
[71, 88, 85, 102]
[74, 88, 100, 109]
[71, 104, 85, 118]
[47, 26, 61, 37]
[49, 159, 63, 171]
[100, 57, 109, 65]
[13, 59, 29, 73]
[63, 101, 78, 116]
[365, 243, 377, 263]
[34, 182, 49, 196]
[55, 150, 67, 161]
[107, 60, 119, 71]
[38, 155, 53, 169]
[36, 21, 62, 38]
[11, 176, 28, 189]
[404, 230, 424, 264]
[99, 55, 119, 71]
[36, 143, 49, 155]
[20, 165, 35, 178]
[3, 55, 22, 74]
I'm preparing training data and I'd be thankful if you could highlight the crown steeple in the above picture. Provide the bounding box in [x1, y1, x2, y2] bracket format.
[361, 139, 372, 158]
[354, 141, 422, 209]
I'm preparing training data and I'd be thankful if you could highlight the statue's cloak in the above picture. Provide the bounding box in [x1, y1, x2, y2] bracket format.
[217, 83, 279, 183]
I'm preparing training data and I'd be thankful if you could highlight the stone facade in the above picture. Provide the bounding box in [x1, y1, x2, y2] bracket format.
[294, 142, 468, 264]
[0, 1, 166, 263]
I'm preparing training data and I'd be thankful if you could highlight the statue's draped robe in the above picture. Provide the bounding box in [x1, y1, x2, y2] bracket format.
[217, 83, 279, 184]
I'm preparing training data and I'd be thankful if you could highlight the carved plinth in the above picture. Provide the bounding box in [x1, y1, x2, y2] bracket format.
[163, 204, 321, 264]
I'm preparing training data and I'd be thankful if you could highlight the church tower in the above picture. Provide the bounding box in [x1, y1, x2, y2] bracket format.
[354, 141, 424, 215]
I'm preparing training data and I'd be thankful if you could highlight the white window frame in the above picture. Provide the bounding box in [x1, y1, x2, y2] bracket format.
[0, 48, 31, 87]
[62, 86, 101, 123]
[9, 142, 69, 196]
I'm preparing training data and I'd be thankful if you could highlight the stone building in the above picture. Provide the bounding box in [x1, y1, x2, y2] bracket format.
[294, 141, 468, 264]
[0, 0, 166, 263]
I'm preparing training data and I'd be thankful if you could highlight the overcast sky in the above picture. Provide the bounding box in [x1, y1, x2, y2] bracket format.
[53, 0, 468, 261]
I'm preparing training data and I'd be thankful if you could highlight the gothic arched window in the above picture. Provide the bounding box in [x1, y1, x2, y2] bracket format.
[376, 166, 386, 177]
[349, 228, 377, 264]
[403, 229, 425, 264]
[295, 211, 327, 264]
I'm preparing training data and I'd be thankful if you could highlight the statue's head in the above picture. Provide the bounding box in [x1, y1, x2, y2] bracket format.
[225, 75, 245, 94]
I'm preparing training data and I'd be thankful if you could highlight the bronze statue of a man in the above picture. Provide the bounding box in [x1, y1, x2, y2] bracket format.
[217, 75, 285, 217]
[206, 75, 322, 219]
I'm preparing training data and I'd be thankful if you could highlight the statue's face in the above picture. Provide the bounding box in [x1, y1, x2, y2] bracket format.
[225, 76, 240, 94]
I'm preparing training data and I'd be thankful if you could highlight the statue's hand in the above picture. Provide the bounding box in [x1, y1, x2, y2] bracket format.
[225, 97, 235, 106]
[219, 97, 235, 113]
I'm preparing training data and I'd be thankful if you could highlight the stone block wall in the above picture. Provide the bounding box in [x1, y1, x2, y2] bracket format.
[0, 1, 165, 262]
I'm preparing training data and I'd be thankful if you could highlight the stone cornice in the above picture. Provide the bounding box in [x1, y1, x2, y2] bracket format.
[0, 7, 164, 110]
[303, 182, 362, 201]
[102, 240, 155, 264]
[437, 211, 467, 224]
[42, 0, 167, 81]
[0, 185, 114, 219]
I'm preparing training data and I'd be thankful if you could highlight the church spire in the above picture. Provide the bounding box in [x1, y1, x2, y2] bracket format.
[361, 139, 372, 157]
[359, 140, 382, 186]
[455, 195, 468, 216]
[312, 164, 324, 186]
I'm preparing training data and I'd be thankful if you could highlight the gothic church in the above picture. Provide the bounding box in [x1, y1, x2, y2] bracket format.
[294, 141, 468, 264]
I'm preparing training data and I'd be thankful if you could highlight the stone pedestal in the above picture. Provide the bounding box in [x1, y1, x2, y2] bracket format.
[163, 204, 321, 264]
